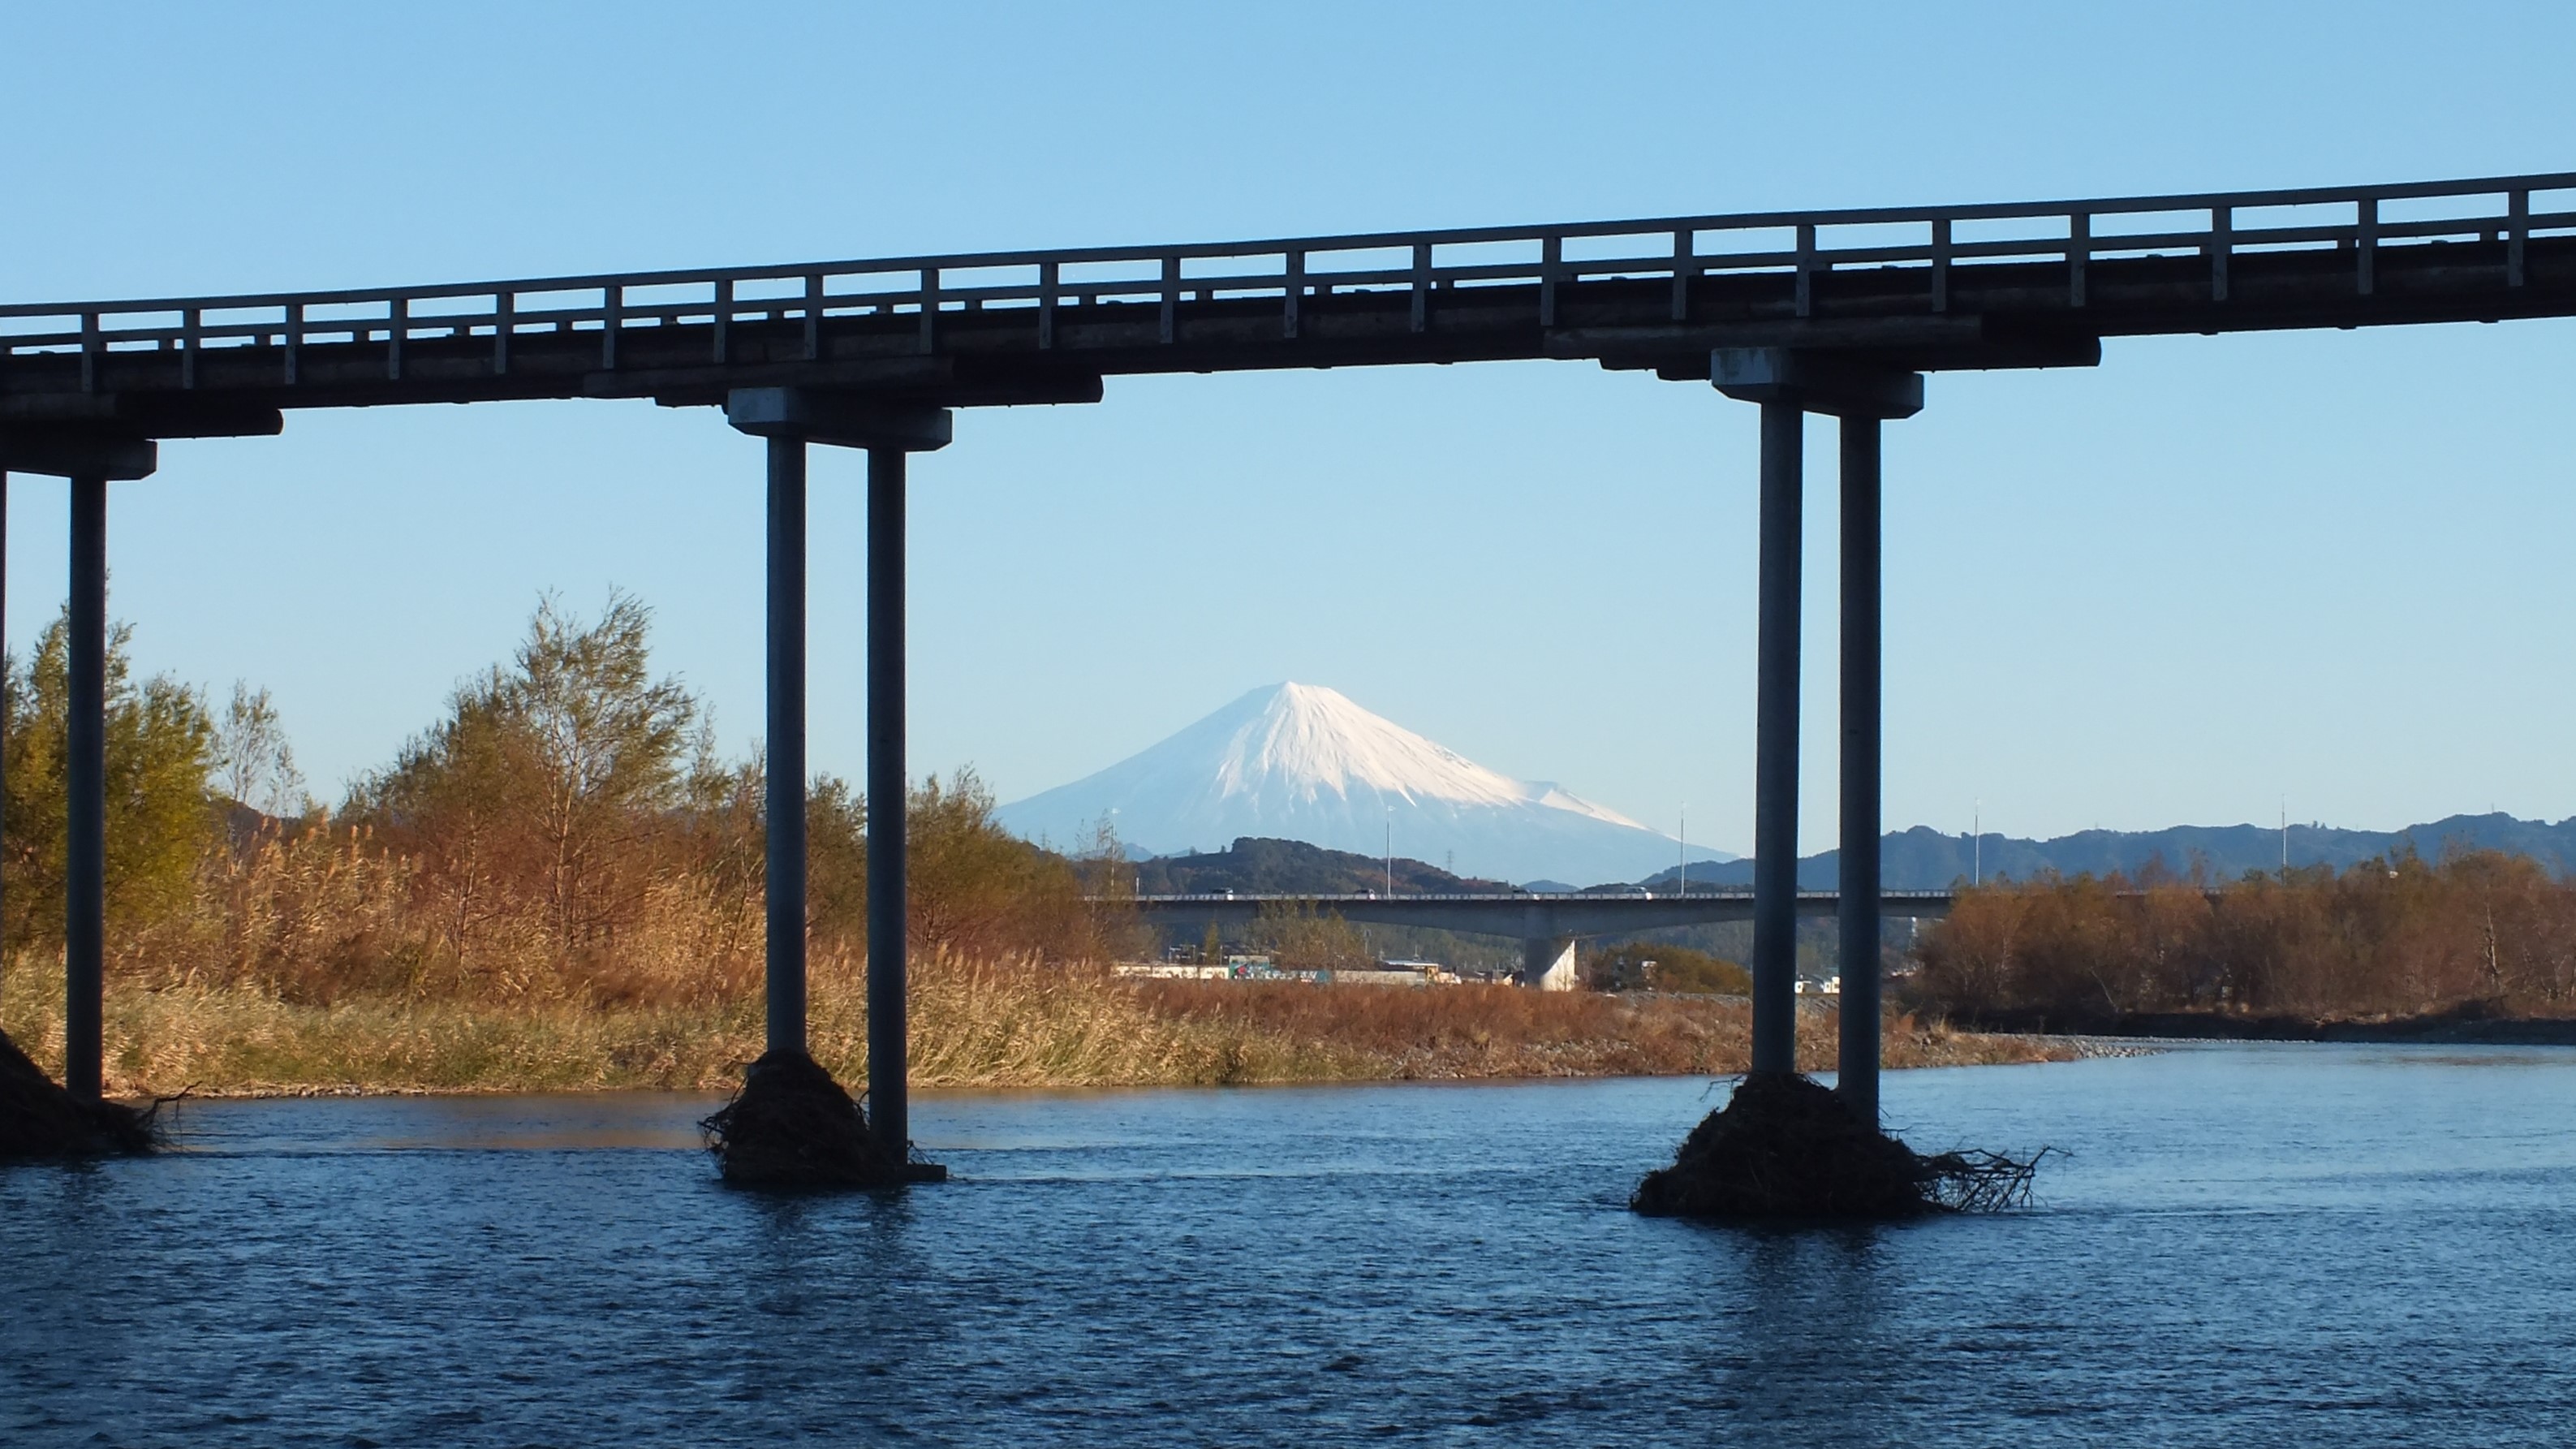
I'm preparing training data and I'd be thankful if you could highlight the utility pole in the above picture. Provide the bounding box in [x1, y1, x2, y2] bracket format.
[1972, 800, 1981, 886]
[1678, 802, 1686, 895]
[1385, 808, 1394, 895]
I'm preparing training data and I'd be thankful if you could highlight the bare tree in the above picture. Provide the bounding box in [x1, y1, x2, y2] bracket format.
[213, 683, 309, 819]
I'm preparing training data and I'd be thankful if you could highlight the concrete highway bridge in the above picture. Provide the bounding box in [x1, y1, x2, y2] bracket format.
[6, 169, 2572, 1151]
[1127, 891, 1956, 988]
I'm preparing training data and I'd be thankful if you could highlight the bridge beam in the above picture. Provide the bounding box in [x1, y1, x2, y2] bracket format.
[728, 388, 950, 1169]
[0, 425, 157, 483]
[1716, 349, 1919, 1081]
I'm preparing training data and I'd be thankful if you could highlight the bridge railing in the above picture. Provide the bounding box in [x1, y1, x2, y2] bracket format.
[7, 170, 2575, 378]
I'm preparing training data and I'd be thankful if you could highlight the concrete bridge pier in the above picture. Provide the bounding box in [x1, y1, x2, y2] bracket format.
[1713, 351, 1920, 1107]
[0, 432, 156, 1103]
[1514, 902, 1579, 990]
[1521, 936, 1579, 990]
[726, 388, 950, 1167]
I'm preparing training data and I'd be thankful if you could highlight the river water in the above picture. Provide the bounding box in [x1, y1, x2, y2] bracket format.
[6, 1044, 2574, 1447]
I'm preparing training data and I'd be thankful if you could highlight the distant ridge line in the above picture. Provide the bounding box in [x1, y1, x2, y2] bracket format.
[1644, 813, 2576, 893]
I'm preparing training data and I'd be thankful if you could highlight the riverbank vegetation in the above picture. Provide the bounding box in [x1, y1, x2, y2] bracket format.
[1913, 855, 2576, 1029]
[0, 948, 2061, 1097]
[0, 593, 2057, 1098]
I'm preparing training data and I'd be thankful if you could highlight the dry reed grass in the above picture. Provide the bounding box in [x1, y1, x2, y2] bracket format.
[2, 946, 2066, 1098]
[0, 813, 2063, 1098]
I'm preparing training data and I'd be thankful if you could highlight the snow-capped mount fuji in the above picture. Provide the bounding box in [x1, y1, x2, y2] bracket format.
[995, 683, 1734, 887]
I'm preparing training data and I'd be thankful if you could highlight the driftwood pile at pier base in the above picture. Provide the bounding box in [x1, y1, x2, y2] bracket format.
[1631, 1072, 2038, 1221]
[0, 1029, 154, 1161]
[701, 1050, 917, 1189]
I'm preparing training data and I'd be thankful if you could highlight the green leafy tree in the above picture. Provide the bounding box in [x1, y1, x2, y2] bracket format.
[805, 772, 868, 951]
[2, 614, 217, 953]
[351, 590, 695, 957]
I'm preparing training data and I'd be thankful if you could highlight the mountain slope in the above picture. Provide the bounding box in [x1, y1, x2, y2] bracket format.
[1132, 837, 1517, 895]
[996, 683, 1731, 886]
[1641, 813, 2576, 891]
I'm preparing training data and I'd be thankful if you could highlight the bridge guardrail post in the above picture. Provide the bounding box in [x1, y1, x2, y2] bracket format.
[2509, 188, 2529, 288]
[2358, 197, 2378, 296]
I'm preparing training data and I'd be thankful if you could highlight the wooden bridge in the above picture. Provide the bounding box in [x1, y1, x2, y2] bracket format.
[6, 170, 2572, 1155]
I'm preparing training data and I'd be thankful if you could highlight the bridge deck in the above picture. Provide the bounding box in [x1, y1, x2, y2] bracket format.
[6, 171, 2574, 433]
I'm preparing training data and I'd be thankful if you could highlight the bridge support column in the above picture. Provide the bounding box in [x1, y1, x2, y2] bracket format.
[729, 388, 950, 1177]
[0, 472, 8, 1016]
[1749, 403, 1802, 1073]
[66, 477, 106, 1102]
[764, 438, 808, 1059]
[1715, 349, 1921, 1085]
[1521, 935, 1579, 990]
[864, 446, 907, 1159]
[0, 429, 157, 1106]
[1837, 415, 1883, 1119]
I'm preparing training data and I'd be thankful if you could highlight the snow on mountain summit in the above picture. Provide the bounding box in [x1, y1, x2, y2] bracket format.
[1208, 682, 1579, 813]
[994, 683, 1733, 886]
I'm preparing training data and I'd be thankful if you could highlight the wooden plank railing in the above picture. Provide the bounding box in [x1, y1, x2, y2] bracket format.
[4, 170, 2571, 375]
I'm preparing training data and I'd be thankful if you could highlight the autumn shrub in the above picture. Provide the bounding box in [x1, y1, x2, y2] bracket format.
[1914, 852, 2576, 1021]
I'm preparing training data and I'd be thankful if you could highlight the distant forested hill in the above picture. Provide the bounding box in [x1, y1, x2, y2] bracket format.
[1133, 838, 1515, 896]
[1640, 813, 2576, 892]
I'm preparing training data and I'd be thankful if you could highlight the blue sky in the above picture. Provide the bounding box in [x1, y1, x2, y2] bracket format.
[3, 2, 2572, 853]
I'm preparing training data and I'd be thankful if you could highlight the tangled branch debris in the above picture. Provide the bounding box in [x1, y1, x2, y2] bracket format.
[1631, 1072, 2040, 1221]
[700, 1050, 913, 1189]
[0, 1029, 155, 1161]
